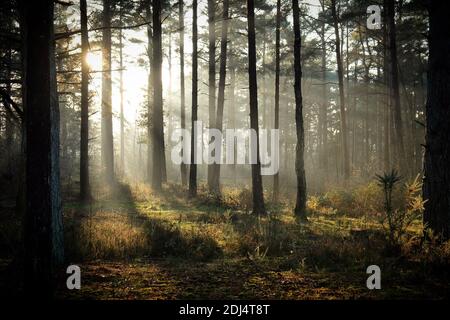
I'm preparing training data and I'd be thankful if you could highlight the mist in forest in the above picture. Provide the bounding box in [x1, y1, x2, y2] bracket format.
[0, 0, 449, 301]
[1, 0, 428, 195]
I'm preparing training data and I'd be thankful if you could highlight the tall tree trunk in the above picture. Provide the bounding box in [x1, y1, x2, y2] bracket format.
[247, 0, 266, 215]
[211, 0, 229, 193]
[386, 0, 406, 171]
[21, 0, 63, 297]
[119, 1, 125, 176]
[345, 2, 351, 173]
[207, 0, 216, 190]
[423, 0, 450, 240]
[273, 0, 281, 202]
[229, 43, 237, 185]
[292, 0, 307, 221]
[383, 0, 391, 172]
[80, 0, 91, 202]
[360, 38, 371, 171]
[262, 33, 267, 129]
[331, 0, 350, 180]
[320, 21, 328, 183]
[189, 0, 198, 197]
[179, 0, 188, 186]
[152, 0, 164, 191]
[101, 0, 115, 184]
[145, 2, 153, 183]
[376, 57, 383, 171]
[351, 63, 357, 172]
[318, 0, 328, 187]
[167, 32, 173, 182]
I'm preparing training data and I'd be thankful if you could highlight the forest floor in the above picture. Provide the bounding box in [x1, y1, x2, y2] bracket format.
[1, 182, 449, 299]
[57, 182, 449, 300]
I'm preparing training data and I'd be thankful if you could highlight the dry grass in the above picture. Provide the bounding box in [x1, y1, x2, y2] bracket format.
[62, 182, 449, 272]
[1, 180, 449, 299]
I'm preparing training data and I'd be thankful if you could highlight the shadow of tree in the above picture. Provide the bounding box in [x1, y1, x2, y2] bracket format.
[63, 182, 222, 263]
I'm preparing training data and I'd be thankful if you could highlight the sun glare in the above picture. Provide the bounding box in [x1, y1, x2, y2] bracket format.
[86, 51, 102, 71]
[83, 47, 176, 125]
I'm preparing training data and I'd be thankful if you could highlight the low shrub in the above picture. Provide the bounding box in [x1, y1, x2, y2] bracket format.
[234, 214, 299, 258]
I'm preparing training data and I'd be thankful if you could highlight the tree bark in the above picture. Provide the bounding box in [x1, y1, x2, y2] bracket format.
[383, 0, 391, 172]
[423, 0, 450, 240]
[386, 0, 406, 171]
[167, 32, 173, 182]
[22, 0, 64, 298]
[292, 0, 307, 221]
[319, 6, 328, 185]
[273, 0, 281, 202]
[247, 0, 266, 215]
[211, 0, 229, 193]
[189, 0, 198, 198]
[101, 0, 115, 184]
[331, 0, 350, 180]
[179, 0, 188, 186]
[80, 0, 91, 202]
[145, 2, 153, 183]
[262, 32, 267, 129]
[229, 41, 237, 185]
[119, 0, 125, 176]
[152, 0, 164, 191]
[207, 0, 216, 190]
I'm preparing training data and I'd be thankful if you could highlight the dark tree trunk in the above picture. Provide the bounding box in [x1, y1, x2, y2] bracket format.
[292, 0, 307, 221]
[101, 0, 115, 184]
[179, 0, 188, 186]
[21, 0, 64, 297]
[247, 0, 266, 215]
[360, 38, 371, 172]
[262, 33, 267, 129]
[207, 0, 216, 190]
[151, 0, 164, 191]
[119, 1, 125, 176]
[167, 33, 173, 182]
[189, 0, 198, 198]
[386, 0, 406, 171]
[320, 16, 328, 183]
[273, 0, 281, 202]
[423, 0, 450, 240]
[211, 0, 229, 193]
[229, 45, 237, 185]
[80, 0, 91, 202]
[316, 0, 328, 188]
[376, 57, 383, 171]
[145, 2, 153, 183]
[383, 0, 391, 172]
[331, 0, 350, 180]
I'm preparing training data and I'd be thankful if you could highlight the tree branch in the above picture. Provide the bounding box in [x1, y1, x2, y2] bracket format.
[55, 21, 152, 40]
[0, 89, 23, 122]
